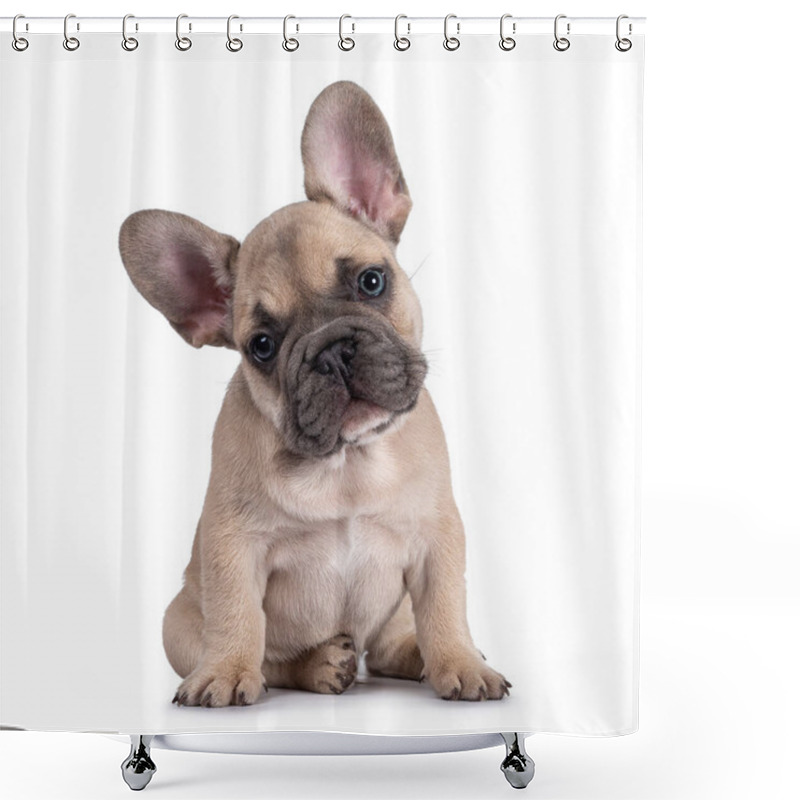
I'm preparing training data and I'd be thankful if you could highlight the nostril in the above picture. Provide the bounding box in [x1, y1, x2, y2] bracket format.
[313, 350, 336, 376]
[313, 339, 355, 380]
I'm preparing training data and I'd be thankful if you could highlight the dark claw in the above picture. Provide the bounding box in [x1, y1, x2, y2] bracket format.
[201, 692, 213, 707]
[478, 686, 487, 701]
[340, 639, 355, 651]
[444, 687, 460, 701]
[325, 682, 344, 695]
[339, 654, 357, 670]
[505, 680, 513, 688]
[172, 692, 179, 704]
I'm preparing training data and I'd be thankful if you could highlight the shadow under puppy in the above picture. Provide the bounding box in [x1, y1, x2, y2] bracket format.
[119, 81, 509, 707]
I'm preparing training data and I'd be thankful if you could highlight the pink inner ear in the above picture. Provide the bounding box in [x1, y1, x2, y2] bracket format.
[329, 140, 396, 228]
[345, 178, 385, 222]
[164, 244, 231, 346]
[177, 305, 229, 347]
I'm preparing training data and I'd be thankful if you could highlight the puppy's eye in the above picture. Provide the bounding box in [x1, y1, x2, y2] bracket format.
[249, 334, 276, 363]
[357, 268, 386, 298]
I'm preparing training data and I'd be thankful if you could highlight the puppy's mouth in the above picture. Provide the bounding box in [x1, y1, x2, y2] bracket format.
[339, 398, 395, 442]
[285, 318, 427, 458]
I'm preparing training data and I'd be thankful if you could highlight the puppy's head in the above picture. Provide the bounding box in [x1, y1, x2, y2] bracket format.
[119, 81, 426, 458]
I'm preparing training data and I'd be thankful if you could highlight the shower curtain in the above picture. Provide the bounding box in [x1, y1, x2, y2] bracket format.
[0, 17, 643, 738]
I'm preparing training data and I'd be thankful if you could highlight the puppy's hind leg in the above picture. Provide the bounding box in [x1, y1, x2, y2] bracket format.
[262, 634, 359, 695]
[365, 594, 424, 681]
[162, 586, 204, 680]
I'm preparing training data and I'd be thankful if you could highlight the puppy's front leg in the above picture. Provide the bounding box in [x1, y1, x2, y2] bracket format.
[174, 521, 268, 707]
[407, 508, 510, 701]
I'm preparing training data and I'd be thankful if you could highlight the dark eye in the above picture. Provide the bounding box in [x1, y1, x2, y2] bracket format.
[249, 334, 276, 363]
[357, 267, 386, 298]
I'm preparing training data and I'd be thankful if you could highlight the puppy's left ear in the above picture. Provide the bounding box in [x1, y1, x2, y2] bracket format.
[301, 81, 412, 244]
[119, 209, 239, 349]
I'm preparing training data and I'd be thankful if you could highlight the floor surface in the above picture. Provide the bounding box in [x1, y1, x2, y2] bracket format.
[2, 598, 797, 799]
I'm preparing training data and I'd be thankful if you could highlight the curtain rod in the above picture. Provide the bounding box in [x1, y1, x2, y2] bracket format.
[1, 16, 646, 37]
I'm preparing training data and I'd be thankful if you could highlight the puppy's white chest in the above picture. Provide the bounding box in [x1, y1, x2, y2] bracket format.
[263, 513, 409, 657]
[328, 517, 360, 580]
[334, 516, 410, 634]
[326, 515, 406, 589]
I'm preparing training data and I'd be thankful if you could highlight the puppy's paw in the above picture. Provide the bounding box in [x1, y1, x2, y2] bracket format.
[366, 633, 425, 681]
[424, 651, 511, 701]
[172, 662, 265, 707]
[295, 633, 359, 695]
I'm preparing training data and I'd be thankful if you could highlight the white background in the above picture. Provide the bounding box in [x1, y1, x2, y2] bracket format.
[1, 14, 641, 737]
[1, 0, 798, 798]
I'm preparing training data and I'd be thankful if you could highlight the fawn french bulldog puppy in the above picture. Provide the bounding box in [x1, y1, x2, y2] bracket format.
[119, 81, 509, 707]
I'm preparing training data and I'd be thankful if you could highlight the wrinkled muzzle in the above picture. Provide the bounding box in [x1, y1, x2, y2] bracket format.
[284, 316, 427, 457]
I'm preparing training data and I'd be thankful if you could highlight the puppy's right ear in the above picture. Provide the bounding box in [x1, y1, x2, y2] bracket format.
[301, 81, 412, 244]
[119, 209, 239, 349]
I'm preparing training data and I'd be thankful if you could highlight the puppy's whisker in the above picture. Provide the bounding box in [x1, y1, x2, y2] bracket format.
[418, 350, 444, 378]
[420, 349, 444, 363]
[408, 253, 433, 281]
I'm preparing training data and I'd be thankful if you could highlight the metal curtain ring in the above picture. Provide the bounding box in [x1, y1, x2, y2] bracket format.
[553, 14, 570, 51]
[122, 14, 138, 51]
[443, 14, 460, 51]
[226, 15, 243, 51]
[338, 14, 355, 51]
[283, 15, 299, 51]
[63, 13, 80, 51]
[615, 14, 632, 51]
[12, 14, 29, 51]
[499, 13, 516, 51]
[175, 14, 192, 51]
[394, 14, 410, 51]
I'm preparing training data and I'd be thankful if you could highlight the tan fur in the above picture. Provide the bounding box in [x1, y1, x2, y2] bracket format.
[121, 81, 509, 707]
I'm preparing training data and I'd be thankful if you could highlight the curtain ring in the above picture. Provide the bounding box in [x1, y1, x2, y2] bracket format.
[394, 14, 410, 51]
[63, 13, 80, 51]
[122, 14, 139, 51]
[12, 14, 29, 52]
[443, 14, 460, 51]
[338, 14, 355, 51]
[615, 14, 632, 52]
[283, 15, 299, 52]
[499, 14, 516, 51]
[226, 15, 243, 52]
[175, 14, 192, 51]
[553, 14, 570, 51]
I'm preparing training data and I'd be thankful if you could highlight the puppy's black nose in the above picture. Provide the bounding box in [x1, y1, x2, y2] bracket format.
[313, 339, 356, 383]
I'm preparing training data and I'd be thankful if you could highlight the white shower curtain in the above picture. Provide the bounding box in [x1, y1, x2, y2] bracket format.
[0, 21, 643, 737]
